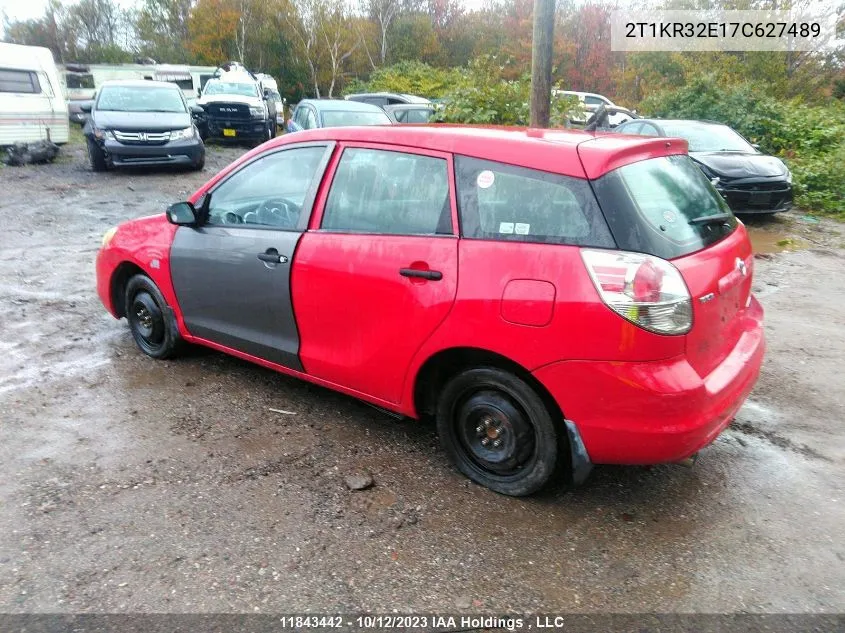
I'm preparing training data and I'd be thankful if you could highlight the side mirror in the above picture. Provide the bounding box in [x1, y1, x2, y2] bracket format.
[751, 143, 761, 150]
[190, 105, 205, 115]
[80, 102, 92, 113]
[286, 120, 301, 133]
[166, 201, 198, 226]
[263, 89, 272, 100]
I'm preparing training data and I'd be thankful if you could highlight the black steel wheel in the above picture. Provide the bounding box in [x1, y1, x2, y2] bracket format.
[125, 275, 181, 359]
[436, 367, 563, 496]
[87, 138, 108, 172]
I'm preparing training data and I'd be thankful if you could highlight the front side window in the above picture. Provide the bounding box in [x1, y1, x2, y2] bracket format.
[584, 95, 606, 106]
[455, 156, 614, 247]
[207, 146, 326, 228]
[304, 109, 317, 129]
[97, 85, 185, 113]
[0, 69, 41, 94]
[322, 148, 451, 235]
[594, 154, 737, 259]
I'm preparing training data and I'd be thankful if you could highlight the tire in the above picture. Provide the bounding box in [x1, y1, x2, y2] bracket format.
[436, 367, 562, 496]
[192, 153, 205, 171]
[124, 274, 182, 360]
[87, 138, 107, 172]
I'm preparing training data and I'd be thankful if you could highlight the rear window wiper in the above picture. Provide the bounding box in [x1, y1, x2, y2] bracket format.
[688, 212, 733, 225]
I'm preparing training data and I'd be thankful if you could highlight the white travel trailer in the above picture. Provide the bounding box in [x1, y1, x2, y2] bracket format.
[0, 42, 69, 145]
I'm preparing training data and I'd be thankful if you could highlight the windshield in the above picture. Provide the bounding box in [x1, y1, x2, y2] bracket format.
[594, 154, 737, 259]
[660, 122, 756, 153]
[96, 85, 186, 113]
[321, 111, 391, 127]
[203, 81, 259, 98]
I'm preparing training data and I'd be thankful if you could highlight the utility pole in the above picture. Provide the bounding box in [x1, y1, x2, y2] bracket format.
[529, 0, 555, 128]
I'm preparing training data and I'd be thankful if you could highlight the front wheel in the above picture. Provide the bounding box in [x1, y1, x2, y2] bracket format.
[87, 138, 107, 171]
[436, 367, 563, 496]
[125, 275, 182, 359]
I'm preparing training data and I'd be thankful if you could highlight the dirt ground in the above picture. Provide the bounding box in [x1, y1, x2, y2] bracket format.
[0, 138, 844, 616]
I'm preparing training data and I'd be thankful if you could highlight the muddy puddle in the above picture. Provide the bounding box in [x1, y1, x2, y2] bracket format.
[742, 215, 811, 254]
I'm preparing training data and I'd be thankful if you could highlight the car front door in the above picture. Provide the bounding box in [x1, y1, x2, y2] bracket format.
[291, 144, 459, 403]
[170, 142, 334, 370]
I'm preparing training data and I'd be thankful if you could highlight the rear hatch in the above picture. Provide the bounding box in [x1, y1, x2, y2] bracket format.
[592, 153, 754, 377]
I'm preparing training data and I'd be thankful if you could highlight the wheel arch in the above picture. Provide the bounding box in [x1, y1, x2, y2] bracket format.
[110, 261, 147, 318]
[412, 346, 565, 425]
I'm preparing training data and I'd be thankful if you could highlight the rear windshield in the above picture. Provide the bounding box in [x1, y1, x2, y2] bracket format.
[593, 154, 737, 260]
[321, 111, 390, 127]
[203, 81, 258, 97]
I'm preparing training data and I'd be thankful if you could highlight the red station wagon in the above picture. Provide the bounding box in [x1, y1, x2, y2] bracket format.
[96, 126, 765, 496]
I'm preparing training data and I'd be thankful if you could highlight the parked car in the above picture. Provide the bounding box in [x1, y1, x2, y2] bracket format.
[196, 71, 276, 144]
[286, 99, 390, 132]
[345, 92, 431, 107]
[0, 42, 69, 146]
[82, 80, 205, 171]
[96, 126, 764, 496]
[613, 119, 793, 214]
[555, 90, 634, 127]
[383, 103, 435, 123]
[68, 99, 93, 125]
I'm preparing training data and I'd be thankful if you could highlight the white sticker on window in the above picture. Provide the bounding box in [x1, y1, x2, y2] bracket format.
[515, 223, 530, 235]
[477, 170, 495, 189]
[499, 222, 515, 234]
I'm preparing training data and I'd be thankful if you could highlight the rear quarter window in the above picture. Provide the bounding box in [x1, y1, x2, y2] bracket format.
[455, 156, 614, 247]
[593, 154, 738, 260]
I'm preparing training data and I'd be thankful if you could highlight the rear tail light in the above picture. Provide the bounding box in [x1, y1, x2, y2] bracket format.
[581, 249, 692, 335]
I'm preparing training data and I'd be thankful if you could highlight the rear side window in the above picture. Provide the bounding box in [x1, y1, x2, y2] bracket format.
[322, 148, 451, 235]
[593, 154, 737, 260]
[0, 69, 41, 94]
[455, 156, 614, 247]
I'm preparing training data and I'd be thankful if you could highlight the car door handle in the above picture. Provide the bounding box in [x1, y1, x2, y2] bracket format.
[399, 268, 442, 281]
[258, 250, 288, 264]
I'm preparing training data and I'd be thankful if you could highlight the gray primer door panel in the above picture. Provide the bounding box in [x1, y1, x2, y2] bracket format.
[170, 226, 304, 370]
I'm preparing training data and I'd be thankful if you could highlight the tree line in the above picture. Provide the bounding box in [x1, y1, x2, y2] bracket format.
[2, 0, 843, 104]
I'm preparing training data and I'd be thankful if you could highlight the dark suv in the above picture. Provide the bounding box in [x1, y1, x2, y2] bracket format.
[197, 74, 276, 145]
[82, 80, 205, 171]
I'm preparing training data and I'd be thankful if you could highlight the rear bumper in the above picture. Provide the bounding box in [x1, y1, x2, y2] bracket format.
[533, 296, 765, 465]
[103, 137, 204, 167]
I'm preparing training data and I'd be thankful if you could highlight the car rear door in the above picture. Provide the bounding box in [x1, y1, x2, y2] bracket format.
[291, 143, 458, 403]
[170, 142, 334, 370]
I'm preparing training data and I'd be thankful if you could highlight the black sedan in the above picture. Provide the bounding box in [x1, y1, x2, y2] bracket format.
[613, 119, 792, 214]
[82, 80, 205, 172]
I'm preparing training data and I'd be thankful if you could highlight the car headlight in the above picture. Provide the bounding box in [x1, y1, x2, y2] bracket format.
[169, 127, 195, 141]
[102, 226, 118, 247]
[92, 127, 113, 141]
[785, 168, 793, 184]
[249, 106, 265, 118]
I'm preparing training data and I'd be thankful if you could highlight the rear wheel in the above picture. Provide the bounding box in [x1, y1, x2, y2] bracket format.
[436, 367, 562, 496]
[87, 138, 107, 172]
[125, 275, 181, 359]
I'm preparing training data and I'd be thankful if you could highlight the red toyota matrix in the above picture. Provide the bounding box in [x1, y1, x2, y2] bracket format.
[96, 126, 764, 496]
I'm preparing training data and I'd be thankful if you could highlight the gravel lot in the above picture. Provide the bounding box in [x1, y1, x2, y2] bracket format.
[1, 138, 844, 615]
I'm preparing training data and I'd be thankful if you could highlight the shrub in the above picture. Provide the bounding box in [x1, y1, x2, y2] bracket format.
[435, 56, 581, 127]
[343, 61, 463, 99]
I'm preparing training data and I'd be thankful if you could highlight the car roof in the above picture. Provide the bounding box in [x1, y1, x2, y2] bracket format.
[99, 79, 180, 89]
[627, 119, 728, 128]
[260, 125, 689, 179]
[346, 92, 430, 103]
[299, 99, 387, 113]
